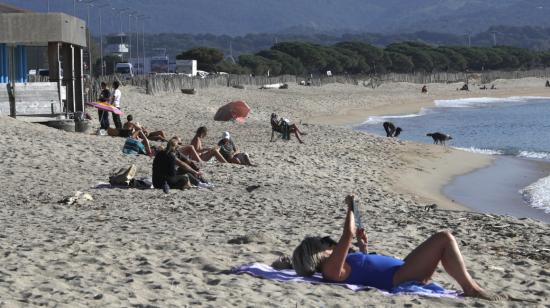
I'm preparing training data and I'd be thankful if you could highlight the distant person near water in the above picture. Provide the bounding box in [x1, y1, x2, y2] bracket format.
[97, 82, 110, 129]
[383, 122, 402, 137]
[111, 81, 123, 129]
[288, 195, 506, 300]
[421, 85, 428, 93]
[546, 80, 550, 88]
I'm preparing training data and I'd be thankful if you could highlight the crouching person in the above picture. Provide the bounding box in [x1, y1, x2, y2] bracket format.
[152, 137, 201, 191]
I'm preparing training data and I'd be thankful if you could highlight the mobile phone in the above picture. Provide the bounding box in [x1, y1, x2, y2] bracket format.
[352, 199, 363, 230]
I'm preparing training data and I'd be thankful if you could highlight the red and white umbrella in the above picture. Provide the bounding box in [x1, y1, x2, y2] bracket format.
[214, 100, 250, 123]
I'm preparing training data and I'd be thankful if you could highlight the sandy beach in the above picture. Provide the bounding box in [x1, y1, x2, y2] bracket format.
[0, 78, 549, 307]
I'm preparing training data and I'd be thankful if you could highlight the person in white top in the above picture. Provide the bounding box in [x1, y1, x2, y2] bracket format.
[110, 81, 122, 129]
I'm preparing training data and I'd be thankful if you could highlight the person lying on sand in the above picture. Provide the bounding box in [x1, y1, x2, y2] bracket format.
[270, 113, 306, 143]
[152, 138, 205, 191]
[190, 126, 228, 163]
[123, 114, 167, 142]
[288, 195, 506, 301]
[217, 131, 254, 166]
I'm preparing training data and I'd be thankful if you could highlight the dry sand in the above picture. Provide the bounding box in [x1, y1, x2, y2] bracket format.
[0, 78, 549, 307]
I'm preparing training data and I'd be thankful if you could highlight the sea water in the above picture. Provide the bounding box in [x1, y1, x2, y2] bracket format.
[357, 96, 550, 217]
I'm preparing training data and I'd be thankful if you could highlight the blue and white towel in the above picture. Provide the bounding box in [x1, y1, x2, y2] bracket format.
[232, 262, 461, 299]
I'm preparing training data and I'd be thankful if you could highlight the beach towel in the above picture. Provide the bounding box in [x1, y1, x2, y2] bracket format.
[95, 177, 153, 189]
[232, 263, 461, 299]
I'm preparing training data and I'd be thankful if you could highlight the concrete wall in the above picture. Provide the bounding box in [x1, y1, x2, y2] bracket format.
[0, 13, 86, 47]
[0, 82, 61, 116]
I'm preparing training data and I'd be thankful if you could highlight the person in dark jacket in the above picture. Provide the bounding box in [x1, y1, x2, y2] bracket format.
[97, 82, 111, 129]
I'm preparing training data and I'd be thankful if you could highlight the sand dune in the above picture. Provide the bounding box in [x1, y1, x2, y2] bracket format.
[0, 79, 548, 307]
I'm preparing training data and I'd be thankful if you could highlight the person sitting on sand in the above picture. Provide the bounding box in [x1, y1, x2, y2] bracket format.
[170, 136, 211, 186]
[122, 130, 153, 156]
[123, 114, 167, 142]
[459, 83, 469, 91]
[152, 138, 200, 191]
[288, 195, 506, 301]
[421, 85, 428, 93]
[217, 131, 253, 166]
[190, 126, 228, 163]
[270, 113, 306, 143]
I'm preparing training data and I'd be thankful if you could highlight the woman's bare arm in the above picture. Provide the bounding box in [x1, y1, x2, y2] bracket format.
[190, 136, 201, 151]
[322, 196, 356, 281]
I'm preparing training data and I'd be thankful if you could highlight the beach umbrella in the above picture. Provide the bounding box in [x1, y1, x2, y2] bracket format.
[85, 101, 124, 115]
[214, 100, 250, 123]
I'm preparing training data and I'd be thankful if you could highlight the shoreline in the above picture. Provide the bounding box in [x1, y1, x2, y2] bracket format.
[305, 78, 550, 214]
[444, 156, 550, 223]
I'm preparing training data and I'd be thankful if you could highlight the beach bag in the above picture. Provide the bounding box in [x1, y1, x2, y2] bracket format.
[109, 164, 137, 186]
[122, 138, 145, 155]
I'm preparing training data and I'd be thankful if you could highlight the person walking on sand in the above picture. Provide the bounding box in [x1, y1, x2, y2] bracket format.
[289, 195, 506, 301]
[97, 82, 111, 129]
[111, 81, 123, 129]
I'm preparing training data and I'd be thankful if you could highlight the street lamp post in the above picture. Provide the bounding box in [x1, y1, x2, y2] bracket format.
[142, 17, 150, 75]
[96, 3, 110, 76]
[127, 11, 137, 66]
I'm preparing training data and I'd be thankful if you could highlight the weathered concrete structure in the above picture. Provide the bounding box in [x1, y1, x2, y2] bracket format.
[0, 7, 87, 123]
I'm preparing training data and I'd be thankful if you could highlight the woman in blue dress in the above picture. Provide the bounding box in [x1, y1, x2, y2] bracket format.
[291, 195, 505, 301]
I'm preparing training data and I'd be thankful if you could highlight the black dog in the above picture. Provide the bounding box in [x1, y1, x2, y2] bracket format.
[426, 132, 452, 145]
[383, 122, 403, 137]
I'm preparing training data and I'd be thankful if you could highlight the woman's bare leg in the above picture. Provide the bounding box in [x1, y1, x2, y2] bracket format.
[393, 231, 503, 300]
[211, 149, 228, 163]
[147, 130, 167, 141]
[290, 127, 304, 143]
[181, 145, 203, 163]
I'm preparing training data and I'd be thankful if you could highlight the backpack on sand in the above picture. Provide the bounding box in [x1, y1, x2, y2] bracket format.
[109, 164, 137, 186]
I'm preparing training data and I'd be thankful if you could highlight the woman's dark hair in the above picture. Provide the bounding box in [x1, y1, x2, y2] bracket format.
[100, 82, 107, 87]
[196, 126, 207, 137]
[127, 114, 133, 121]
[113, 81, 120, 89]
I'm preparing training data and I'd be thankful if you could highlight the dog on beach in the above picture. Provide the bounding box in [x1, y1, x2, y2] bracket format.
[426, 132, 452, 145]
[383, 122, 403, 137]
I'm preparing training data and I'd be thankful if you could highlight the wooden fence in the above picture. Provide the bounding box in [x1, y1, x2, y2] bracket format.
[71, 68, 550, 98]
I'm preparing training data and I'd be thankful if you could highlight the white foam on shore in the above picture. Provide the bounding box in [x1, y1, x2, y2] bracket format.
[520, 176, 550, 214]
[364, 108, 431, 124]
[518, 151, 550, 160]
[434, 96, 549, 108]
[453, 146, 503, 155]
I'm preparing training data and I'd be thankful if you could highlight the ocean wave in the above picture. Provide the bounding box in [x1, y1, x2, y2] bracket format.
[520, 176, 550, 214]
[452, 147, 503, 155]
[364, 108, 432, 124]
[434, 96, 549, 108]
[517, 151, 550, 160]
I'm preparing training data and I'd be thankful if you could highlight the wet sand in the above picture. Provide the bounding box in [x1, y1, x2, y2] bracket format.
[444, 156, 550, 223]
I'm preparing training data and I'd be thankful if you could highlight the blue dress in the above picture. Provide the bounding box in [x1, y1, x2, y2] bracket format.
[342, 253, 405, 291]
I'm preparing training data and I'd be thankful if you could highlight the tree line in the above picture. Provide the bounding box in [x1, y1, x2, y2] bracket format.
[177, 41, 550, 76]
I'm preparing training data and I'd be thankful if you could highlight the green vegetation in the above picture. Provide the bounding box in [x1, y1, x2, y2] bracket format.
[177, 41, 550, 76]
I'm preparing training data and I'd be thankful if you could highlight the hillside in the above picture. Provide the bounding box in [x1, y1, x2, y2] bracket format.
[4, 0, 550, 35]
